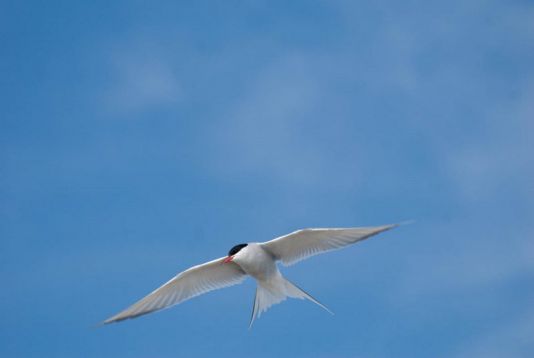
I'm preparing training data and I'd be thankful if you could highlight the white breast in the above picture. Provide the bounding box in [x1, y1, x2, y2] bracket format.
[233, 243, 278, 281]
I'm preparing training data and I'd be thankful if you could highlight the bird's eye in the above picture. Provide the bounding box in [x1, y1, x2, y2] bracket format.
[228, 243, 247, 256]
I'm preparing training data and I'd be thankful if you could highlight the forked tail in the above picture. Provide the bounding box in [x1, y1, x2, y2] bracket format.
[249, 275, 333, 328]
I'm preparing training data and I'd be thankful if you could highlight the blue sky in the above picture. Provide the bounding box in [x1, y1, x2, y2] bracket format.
[1, 0, 533, 357]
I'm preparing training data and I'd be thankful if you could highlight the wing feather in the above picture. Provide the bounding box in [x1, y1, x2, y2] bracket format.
[103, 257, 247, 324]
[261, 224, 400, 266]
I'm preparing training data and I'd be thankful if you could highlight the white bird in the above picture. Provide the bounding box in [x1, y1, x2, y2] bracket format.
[103, 223, 401, 327]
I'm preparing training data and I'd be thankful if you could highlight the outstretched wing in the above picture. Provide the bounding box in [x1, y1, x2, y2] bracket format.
[103, 257, 247, 324]
[261, 224, 399, 266]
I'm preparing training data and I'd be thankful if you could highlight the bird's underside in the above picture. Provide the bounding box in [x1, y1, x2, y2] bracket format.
[103, 223, 402, 326]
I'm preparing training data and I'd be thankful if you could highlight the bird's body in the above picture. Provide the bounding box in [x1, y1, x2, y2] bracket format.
[104, 223, 403, 326]
[232, 243, 331, 325]
[233, 243, 276, 280]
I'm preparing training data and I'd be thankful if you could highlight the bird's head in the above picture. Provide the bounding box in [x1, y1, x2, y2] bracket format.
[223, 243, 248, 263]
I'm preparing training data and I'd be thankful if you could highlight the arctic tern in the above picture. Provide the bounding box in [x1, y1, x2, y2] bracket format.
[104, 223, 401, 327]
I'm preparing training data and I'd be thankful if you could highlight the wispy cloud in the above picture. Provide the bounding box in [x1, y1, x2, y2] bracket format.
[443, 80, 534, 204]
[390, 222, 534, 300]
[102, 48, 182, 116]
[207, 53, 351, 189]
[451, 307, 534, 358]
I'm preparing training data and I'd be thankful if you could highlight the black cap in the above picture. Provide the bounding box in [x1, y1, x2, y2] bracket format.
[228, 243, 248, 256]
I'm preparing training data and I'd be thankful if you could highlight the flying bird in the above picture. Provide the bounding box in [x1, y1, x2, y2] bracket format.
[104, 223, 401, 327]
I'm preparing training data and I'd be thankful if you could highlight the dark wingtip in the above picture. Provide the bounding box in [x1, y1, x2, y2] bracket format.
[386, 220, 415, 230]
[92, 320, 110, 329]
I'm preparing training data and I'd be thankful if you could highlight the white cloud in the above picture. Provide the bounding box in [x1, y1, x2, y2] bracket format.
[206, 54, 350, 189]
[390, 220, 534, 295]
[451, 307, 534, 358]
[444, 81, 534, 204]
[102, 49, 182, 115]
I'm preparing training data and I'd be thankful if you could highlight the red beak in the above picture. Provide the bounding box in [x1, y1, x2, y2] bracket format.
[223, 256, 234, 263]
